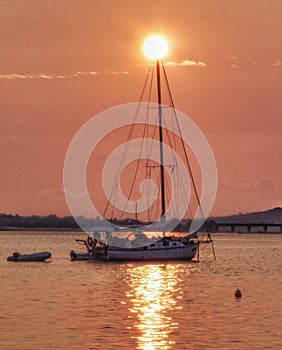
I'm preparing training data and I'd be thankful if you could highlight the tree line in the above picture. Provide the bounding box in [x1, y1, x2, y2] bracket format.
[0, 213, 217, 232]
[0, 213, 78, 228]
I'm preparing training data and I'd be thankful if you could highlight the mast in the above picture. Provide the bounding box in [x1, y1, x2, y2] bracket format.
[156, 59, 166, 222]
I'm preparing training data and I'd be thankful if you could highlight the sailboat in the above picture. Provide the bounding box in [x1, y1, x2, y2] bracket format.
[70, 35, 215, 261]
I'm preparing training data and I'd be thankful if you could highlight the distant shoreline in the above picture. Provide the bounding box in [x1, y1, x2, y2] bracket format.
[0, 207, 281, 233]
[0, 227, 83, 232]
[1, 227, 281, 235]
[1, 207, 281, 232]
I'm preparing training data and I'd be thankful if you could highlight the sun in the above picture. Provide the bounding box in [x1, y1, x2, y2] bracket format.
[143, 35, 168, 60]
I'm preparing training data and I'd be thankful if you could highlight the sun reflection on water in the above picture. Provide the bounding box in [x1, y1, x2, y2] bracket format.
[126, 264, 186, 350]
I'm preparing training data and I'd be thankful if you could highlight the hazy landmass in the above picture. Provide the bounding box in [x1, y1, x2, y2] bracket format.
[212, 207, 282, 224]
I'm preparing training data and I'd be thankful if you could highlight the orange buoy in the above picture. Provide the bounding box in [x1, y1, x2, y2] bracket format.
[235, 288, 242, 298]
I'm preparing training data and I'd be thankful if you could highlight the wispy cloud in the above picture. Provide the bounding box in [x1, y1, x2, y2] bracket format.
[228, 58, 282, 68]
[273, 60, 282, 67]
[72, 71, 97, 77]
[166, 60, 206, 67]
[0, 70, 131, 80]
[230, 63, 240, 69]
[2, 58, 280, 81]
[71, 70, 130, 77]
[39, 188, 65, 197]
[227, 56, 240, 69]
[103, 70, 130, 75]
[251, 60, 263, 66]
[0, 73, 66, 80]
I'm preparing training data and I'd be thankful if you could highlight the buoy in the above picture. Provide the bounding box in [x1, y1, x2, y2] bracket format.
[235, 288, 242, 298]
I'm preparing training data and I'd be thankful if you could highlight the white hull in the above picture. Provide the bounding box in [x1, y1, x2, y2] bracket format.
[98, 243, 198, 261]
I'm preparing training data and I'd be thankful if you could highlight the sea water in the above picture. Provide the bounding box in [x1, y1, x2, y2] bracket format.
[0, 232, 281, 349]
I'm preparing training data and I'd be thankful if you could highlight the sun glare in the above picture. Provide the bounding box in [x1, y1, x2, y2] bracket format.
[143, 35, 168, 60]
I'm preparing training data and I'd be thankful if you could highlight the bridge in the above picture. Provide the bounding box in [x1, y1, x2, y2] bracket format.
[215, 223, 282, 233]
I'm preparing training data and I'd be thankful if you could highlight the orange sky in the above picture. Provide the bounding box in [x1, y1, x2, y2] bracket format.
[0, 0, 281, 216]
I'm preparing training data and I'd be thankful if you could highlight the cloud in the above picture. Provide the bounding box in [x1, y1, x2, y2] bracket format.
[251, 61, 263, 66]
[166, 60, 206, 67]
[39, 189, 65, 197]
[273, 60, 282, 67]
[230, 63, 240, 69]
[1, 58, 280, 81]
[103, 71, 130, 75]
[72, 71, 97, 77]
[73, 70, 129, 76]
[0, 73, 66, 80]
[227, 57, 240, 69]
[0, 70, 130, 80]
